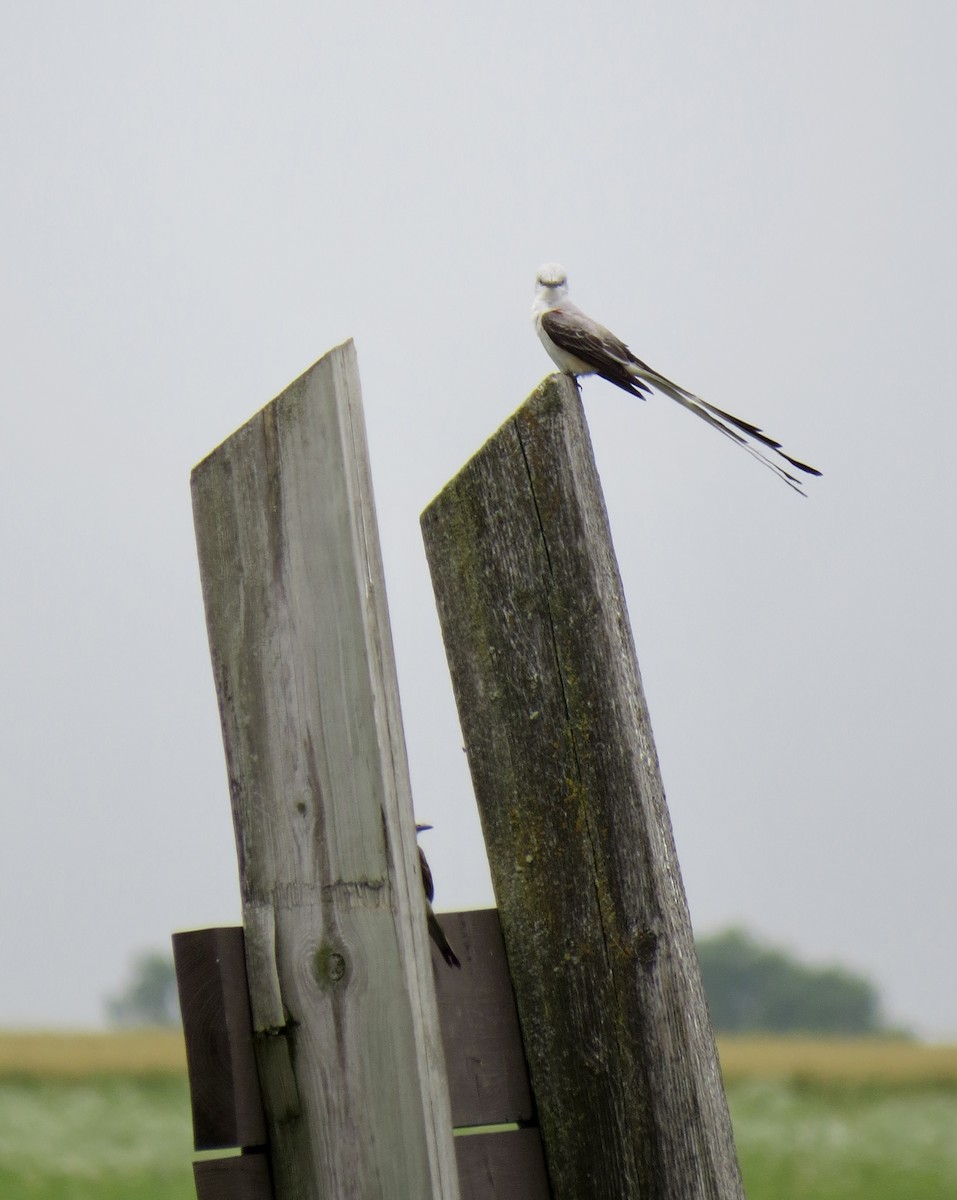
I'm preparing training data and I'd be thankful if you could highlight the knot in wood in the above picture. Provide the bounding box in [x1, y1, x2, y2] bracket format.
[314, 944, 349, 987]
[633, 927, 660, 966]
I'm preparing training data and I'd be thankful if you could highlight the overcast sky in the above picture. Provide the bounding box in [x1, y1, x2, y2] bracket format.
[2, 2, 955, 1038]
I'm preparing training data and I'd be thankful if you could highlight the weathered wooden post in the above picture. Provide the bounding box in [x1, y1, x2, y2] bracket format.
[421, 374, 744, 1199]
[191, 341, 460, 1199]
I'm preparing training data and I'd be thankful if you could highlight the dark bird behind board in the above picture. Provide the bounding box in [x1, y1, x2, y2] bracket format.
[415, 824, 461, 969]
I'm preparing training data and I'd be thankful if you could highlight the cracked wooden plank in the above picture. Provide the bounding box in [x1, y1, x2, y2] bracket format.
[192, 341, 459, 1199]
[421, 374, 743, 1200]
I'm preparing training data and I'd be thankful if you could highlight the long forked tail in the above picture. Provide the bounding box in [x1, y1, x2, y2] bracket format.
[634, 365, 821, 494]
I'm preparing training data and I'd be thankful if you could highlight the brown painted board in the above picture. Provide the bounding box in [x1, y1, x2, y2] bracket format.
[194, 1152, 273, 1200]
[173, 927, 266, 1151]
[455, 1129, 551, 1200]
[431, 908, 535, 1128]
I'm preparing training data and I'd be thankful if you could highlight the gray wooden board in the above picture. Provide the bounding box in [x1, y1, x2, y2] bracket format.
[431, 908, 535, 1127]
[191, 342, 459, 1200]
[421, 375, 744, 1200]
[455, 1129, 551, 1200]
[172, 927, 266, 1151]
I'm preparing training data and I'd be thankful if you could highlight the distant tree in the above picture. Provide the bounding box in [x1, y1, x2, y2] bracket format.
[696, 927, 884, 1035]
[105, 951, 180, 1027]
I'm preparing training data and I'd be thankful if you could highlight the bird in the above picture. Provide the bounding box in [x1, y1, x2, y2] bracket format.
[415, 824, 461, 968]
[532, 263, 821, 494]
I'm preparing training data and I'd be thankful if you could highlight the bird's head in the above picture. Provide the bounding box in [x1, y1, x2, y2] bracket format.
[534, 262, 569, 303]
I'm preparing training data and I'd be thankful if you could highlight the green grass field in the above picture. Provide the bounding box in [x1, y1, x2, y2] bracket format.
[1, 1033, 955, 1198]
[0, 1076, 192, 1200]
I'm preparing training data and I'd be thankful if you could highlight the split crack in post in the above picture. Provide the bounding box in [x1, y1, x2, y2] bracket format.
[513, 420, 617, 982]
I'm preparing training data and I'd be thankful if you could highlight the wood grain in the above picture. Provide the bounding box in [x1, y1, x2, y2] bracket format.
[192, 342, 459, 1200]
[172, 927, 266, 1151]
[194, 1152, 273, 1200]
[431, 908, 534, 1128]
[455, 1129, 551, 1200]
[421, 374, 744, 1199]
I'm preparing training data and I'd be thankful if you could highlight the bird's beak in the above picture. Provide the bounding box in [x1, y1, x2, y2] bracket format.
[415, 823, 433, 833]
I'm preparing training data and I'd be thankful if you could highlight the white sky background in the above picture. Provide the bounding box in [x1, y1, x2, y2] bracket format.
[1, 2, 954, 1036]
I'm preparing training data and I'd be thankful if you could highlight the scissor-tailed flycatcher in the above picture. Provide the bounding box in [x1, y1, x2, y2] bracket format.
[415, 824, 461, 969]
[532, 263, 821, 493]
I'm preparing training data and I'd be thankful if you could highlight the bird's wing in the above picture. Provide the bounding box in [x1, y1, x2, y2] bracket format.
[418, 847, 435, 903]
[541, 307, 652, 398]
